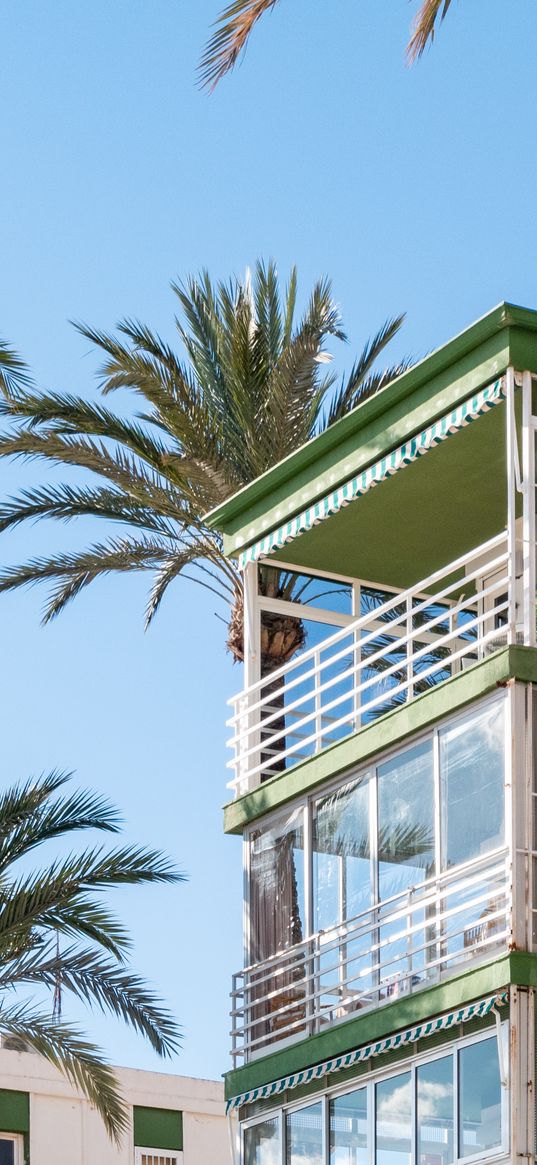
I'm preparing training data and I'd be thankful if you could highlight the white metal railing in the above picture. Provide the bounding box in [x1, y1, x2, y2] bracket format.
[227, 533, 513, 796]
[230, 847, 510, 1063]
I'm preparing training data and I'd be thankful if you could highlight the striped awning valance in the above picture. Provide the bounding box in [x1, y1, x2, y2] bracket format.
[238, 377, 505, 570]
[226, 991, 507, 1113]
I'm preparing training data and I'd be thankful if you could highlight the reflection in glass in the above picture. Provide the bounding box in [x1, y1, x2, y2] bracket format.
[287, 1102, 323, 1165]
[330, 1088, 368, 1164]
[313, 778, 373, 1014]
[377, 742, 435, 994]
[440, 701, 505, 868]
[249, 808, 305, 962]
[459, 1037, 502, 1158]
[376, 1072, 412, 1165]
[313, 778, 371, 931]
[417, 1055, 454, 1164]
[244, 1116, 281, 1165]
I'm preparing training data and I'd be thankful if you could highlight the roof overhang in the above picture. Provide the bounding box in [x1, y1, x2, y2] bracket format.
[205, 303, 537, 579]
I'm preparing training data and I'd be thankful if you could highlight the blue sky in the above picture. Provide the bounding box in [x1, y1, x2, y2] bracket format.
[0, 0, 536, 1081]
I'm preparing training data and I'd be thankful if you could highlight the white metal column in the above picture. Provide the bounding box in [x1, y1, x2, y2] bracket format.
[522, 370, 536, 646]
[509, 985, 535, 1163]
[506, 366, 519, 641]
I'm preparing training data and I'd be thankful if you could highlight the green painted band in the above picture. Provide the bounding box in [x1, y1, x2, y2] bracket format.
[225, 990, 507, 1113]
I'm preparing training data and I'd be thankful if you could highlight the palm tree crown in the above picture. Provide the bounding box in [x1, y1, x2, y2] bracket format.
[0, 769, 182, 1141]
[0, 262, 406, 652]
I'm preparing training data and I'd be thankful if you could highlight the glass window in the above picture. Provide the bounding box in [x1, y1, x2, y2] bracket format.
[313, 777, 372, 931]
[330, 1088, 368, 1164]
[249, 808, 305, 963]
[244, 1117, 281, 1165]
[440, 701, 505, 868]
[258, 564, 352, 617]
[376, 1072, 412, 1165]
[0, 1143, 14, 1165]
[459, 1037, 502, 1158]
[377, 741, 435, 994]
[417, 1055, 454, 1165]
[286, 1102, 323, 1165]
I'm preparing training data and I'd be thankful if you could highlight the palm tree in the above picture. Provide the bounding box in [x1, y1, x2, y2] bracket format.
[199, 0, 452, 89]
[0, 769, 181, 1143]
[0, 263, 406, 681]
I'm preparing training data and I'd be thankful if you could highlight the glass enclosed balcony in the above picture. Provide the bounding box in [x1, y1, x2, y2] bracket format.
[230, 696, 512, 1065]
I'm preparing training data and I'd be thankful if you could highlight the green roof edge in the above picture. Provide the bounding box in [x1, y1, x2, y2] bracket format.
[205, 301, 537, 536]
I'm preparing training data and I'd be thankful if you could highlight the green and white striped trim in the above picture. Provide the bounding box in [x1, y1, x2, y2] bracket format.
[238, 377, 505, 570]
[225, 990, 508, 1113]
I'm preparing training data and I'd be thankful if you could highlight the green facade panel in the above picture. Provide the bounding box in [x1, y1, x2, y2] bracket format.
[225, 953, 535, 1100]
[133, 1106, 183, 1151]
[0, 1090, 29, 1134]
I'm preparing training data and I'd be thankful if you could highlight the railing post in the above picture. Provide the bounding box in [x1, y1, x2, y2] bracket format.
[406, 596, 413, 702]
[522, 370, 536, 645]
[314, 648, 322, 753]
[506, 366, 519, 643]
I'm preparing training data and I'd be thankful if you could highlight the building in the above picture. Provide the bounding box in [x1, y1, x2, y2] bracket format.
[0, 1046, 230, 1164]
[207, 302, 537, 1165]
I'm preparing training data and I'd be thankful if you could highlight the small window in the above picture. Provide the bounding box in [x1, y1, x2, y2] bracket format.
[0, 1135, 22, 1165]
[134, 1151, 182, 1165]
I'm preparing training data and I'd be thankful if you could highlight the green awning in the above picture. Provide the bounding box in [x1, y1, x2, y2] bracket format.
[238, 378, 505, 570]
[226, 990, 507, 1112]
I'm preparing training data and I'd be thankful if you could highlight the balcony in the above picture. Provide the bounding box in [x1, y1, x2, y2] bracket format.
[227, 531, 516, 797]
[230, 846, 510, 1064]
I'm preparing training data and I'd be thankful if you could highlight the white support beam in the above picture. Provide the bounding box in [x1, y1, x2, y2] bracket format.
[522, 370, 536, 645]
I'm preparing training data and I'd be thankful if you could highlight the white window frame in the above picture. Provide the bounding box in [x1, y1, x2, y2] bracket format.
[134, 1149, 183, 1165]
[0, 1133, 24, 1165]
[241, 1024, 510, 1165]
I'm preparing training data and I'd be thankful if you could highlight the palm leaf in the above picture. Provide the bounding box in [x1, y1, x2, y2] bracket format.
[407, 0, 453, 61]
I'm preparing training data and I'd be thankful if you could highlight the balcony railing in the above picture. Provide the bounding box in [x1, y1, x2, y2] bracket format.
[227, 533, 513, 796]
[230, 847, 510, 1064]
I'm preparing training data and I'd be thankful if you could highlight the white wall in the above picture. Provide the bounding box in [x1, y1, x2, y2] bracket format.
[0, 1050, 232, 1165]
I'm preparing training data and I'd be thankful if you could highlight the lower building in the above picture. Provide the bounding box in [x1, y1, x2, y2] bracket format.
[0, 1046, 232, 1164]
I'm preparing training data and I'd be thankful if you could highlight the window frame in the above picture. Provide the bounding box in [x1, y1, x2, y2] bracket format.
[241, 1024, 510, 1165]
[243, 691, 509, 964]
[0, 1133, 23, 1165]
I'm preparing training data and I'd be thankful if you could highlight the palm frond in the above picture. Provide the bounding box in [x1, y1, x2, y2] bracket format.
[0, 340, 32, 398]
[199, 0, 280, 89]
[407, 0, 453, 61]
[325, 314, 407, 426]
[1, 942, 180, 1058]
[0, 1004, 128, 1144]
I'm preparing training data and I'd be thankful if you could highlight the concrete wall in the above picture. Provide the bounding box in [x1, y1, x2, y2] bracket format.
[0, 1050, 232, 1164]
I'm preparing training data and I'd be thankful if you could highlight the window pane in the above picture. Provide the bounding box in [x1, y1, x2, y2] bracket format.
[249, 808, 305, 962]
[313, 778, 372, 930]
[459, 1037, 502, 1157]
[286, 1103, 323, 1165]
[377, 742, 435, 995]
[258, 564, 352, 616]
[440, 700, 505, 869]
[330, 1088, 368, 1164]
[244, 1117, 281, 1165]
[313, 778, 373, 1016]
[0, 1143, 14, 1165]
[376, 1072, 412, 1165]
[248, 809, 306, 1049]
[417, 1055, 454, 1165]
